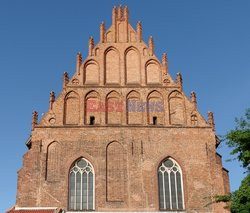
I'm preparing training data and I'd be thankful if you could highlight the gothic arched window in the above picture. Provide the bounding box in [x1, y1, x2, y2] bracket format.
[69, 158, 94, 211]
[158, 158, 184, 210]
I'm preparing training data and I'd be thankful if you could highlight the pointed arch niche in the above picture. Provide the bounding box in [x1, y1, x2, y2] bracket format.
[146, 60, 161, 84]
[118, 22, 126, 42]
[106, 91, 122, 124]
[64, 91, 80, 125]
[106, 141, 126, 201]
[168, 91, 186, 125]
[126, 90, 142, 125]
[46, 141, 60, 181]
[125, 47, 141, 84]
[106, 31, 112, 42]
[147, 90, 164, 125]
[84, 60, 99, 85]
[85, 91, 101, 125]
[105, 47, 120, 84]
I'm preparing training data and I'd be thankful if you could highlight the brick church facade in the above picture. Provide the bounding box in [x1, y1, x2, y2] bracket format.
[12, 6, 230, 213]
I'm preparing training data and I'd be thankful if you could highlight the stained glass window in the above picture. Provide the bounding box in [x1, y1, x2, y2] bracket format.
[69, 158, 94, 211]
[158, 158, 184, 210]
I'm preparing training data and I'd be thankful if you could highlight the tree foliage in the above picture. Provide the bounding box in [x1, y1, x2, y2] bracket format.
[230, 174, 250, 213]
[215, 108, 250, 212]
[225, 108, 250, 171]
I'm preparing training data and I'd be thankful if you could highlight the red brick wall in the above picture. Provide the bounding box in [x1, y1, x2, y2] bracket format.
[16, 6, 229, 212]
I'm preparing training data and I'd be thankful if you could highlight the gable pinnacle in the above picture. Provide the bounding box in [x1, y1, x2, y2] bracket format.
[76, 52, 82, 75]
[88, 37, 94, 56]
[190, 91, 197, 110]
[137, 21, 142, 42]
[162, 53, 168, 74]
[124, 5, 129, 42]
[149, 36, 154, 56]
[100, 22, 105, 43]
[63, 72, 69, 89]
[117, 5, 123, 20]
[32, 111, 38, 130]
[112, 6, 117, 25]
[112, 6, 117, 42]
[176, 72, 183, 91]
[49, 91, 55, 110]
[124, 5, 129, 22]
[208, 111, 215, 131]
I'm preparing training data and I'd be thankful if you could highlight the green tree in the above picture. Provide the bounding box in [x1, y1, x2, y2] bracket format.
[226, 108, 250, 171]
[215, 108, 250, 212]
[230, 174, 250, 213]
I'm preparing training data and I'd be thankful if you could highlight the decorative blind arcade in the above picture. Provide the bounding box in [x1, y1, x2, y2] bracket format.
[158, 158, 184, 210]
[69, 158, 94, 211]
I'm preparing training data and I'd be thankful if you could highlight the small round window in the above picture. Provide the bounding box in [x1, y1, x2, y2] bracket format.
[77, 159, 87, 168]
[163, 159, 174, 168]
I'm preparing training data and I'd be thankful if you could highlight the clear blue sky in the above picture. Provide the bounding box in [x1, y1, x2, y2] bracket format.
[0, 0, 249, 211]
